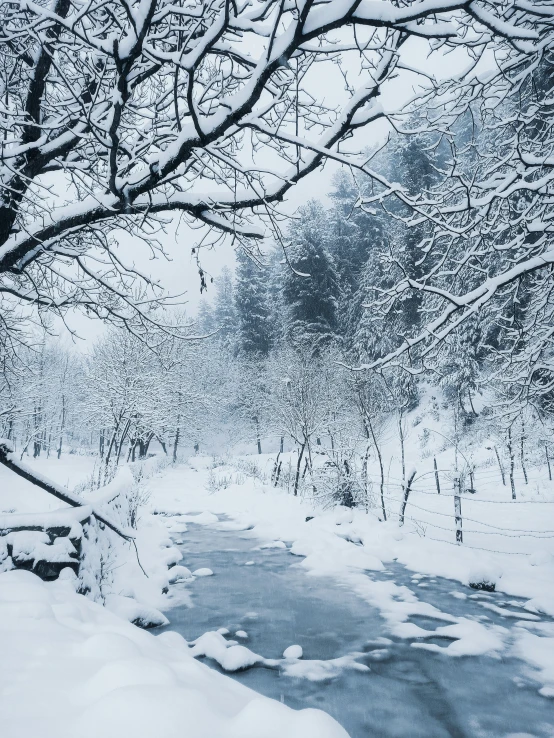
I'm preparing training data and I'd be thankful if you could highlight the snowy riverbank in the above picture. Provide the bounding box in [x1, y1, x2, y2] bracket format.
[2, 451, 554, 738]
[150, 455, 554, 700]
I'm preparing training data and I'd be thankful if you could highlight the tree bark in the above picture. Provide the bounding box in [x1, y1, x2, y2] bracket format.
[399, 470, 416, 527]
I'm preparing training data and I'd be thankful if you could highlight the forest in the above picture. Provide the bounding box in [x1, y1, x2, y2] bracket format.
[1, 1, 554, 737]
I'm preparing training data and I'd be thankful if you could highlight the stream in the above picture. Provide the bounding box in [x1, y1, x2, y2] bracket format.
[159, 519, 554, 738]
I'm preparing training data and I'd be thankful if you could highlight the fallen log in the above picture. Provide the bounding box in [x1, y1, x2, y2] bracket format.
[0, 440, 134, 542]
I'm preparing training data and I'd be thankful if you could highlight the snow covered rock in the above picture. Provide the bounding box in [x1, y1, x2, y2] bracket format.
[168, 565, 193, 583]
[190, 631, 263, 672]
[283, 645, 303, 659]
[467, 561, 502, 592]
[192, 567, 213, 577]
[105, 594, 169, 629]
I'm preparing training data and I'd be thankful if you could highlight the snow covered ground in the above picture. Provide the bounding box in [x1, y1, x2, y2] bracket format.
[150, 454, 554, 701]
[1, 446, 554, 737]
[0, 568, 347, 738]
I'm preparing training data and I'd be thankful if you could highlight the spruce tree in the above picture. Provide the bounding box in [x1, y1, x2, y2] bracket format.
[213, 266, 237, 349]
[197, 299, 215, 334]
[234, 250, 272, 355]
[282, 201, 339, 353]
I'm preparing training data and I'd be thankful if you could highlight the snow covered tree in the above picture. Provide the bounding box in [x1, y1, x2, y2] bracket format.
[197, 300, 215, 335]
[1, 0, 547, 363]
[213, 267, 238, 350]
[282, 202, 339, 353]
[234, 251, 273, 356]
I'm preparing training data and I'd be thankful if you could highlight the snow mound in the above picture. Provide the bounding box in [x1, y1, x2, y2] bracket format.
[105, 594, 169, 629]
[0, 570, 349, 738]
[467, 561, 502, 592]
[282, 653, 369, 681]
[260, 541, 287, 549]
[283, 645, 303, 659]
[529, 550, 554, 567]
[190, 631, 263, 671]
[168, 565, 194, 583]
[193, 567, 213, 577]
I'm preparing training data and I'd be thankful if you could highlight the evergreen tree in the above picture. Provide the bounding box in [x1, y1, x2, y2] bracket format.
[213, 266, 237, 349]
[197, 299, 215, 334]
[282, 201, 339, 353]
[234, 251, 272, 355]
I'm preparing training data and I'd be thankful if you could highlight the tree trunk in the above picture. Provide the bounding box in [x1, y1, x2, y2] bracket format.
[172, 425, 180, 463]
[507, 426, 516, 500]
[293, 443, 306, 497]
[57, 395, 66, 460]
[399, 470, 416, 526]
[494, 445, 506, 486]
[520, 417, 528, 485]
[398, 410, 406, 484]
[366, 414, 386, 522]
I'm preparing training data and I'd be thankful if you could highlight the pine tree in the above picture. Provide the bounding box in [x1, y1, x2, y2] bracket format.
[234, 250, 272, 355]
[282, 201, 339, 353]
[197, 299, 215, 334]
[213, 266, 237, 349]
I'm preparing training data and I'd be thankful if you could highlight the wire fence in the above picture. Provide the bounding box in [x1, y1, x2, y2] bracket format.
[352, 462, 554, 555]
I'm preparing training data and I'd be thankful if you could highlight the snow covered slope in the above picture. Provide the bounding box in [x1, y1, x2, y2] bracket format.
[0, 568, 348, 738]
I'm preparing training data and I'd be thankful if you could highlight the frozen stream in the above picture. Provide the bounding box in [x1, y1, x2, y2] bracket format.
[159, 519, 554, 738]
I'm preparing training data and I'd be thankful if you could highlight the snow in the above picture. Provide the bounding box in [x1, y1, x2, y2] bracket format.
[0, 568, 349, 738]
[282, 654, 369, 681]
[283, 644, 303, 659]
[150, 453, 554, 698]
[190, 631, 264, 671]
[168, 565, 194, 582]
[4, 436, 554, 729]
[259, 540, 287, 549]
[104, 593, 169, 629]
[515, 630, 554, 697]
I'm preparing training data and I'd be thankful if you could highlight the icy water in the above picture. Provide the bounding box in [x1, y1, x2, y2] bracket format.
[159, 520, 554, 738]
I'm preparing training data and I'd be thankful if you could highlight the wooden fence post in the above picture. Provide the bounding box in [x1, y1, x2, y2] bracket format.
[434, 457, 441, 494]
[468, 466, 476, 494]
[454, 475, 463, 544]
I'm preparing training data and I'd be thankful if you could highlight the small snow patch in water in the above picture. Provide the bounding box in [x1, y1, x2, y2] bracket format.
[193, 568, 213, 577]
[235, 631, 248, 639]
[259, 541, 287, 550]
[283, 645, 303, 659]
[190, 631, 263, 672]
[168, 565, 193, 583]
[282, 653, 369, 682]
[244, 561, 255, 566]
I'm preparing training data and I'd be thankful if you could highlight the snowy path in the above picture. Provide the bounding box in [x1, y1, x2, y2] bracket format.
[161, 519, 554, 738]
